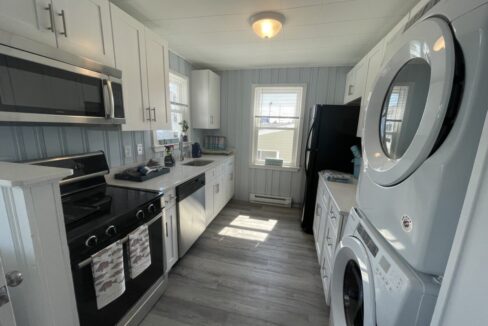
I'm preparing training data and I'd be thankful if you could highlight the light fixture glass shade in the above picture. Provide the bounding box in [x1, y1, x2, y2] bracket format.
[249, 12, 285, 39]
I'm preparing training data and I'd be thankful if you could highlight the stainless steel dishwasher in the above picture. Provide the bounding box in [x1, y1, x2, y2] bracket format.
[176, 173, 206, 257]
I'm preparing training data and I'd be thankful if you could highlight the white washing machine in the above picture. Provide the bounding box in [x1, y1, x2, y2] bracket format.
[330, 208, 440, 326]
[358, 0, 488, 275]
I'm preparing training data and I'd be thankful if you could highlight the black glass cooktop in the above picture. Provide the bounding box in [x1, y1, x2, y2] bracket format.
[62, 185, 160, 230]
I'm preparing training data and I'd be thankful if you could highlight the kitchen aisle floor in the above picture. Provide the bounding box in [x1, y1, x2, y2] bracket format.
[140, 201, 329, 326]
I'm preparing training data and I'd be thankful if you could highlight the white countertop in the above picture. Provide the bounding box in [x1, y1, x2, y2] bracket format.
[106, 155, 234, 192]
[0, 161, 73, 187]
[319, 172, 358, 214]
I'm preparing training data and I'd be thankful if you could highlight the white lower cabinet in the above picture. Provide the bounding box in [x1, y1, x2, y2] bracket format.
[204, 158, 235, 226]
[163, 203, 178, 272]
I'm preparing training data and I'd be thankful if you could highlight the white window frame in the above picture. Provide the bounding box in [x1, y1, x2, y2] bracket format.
[153, 71, 190, 151]
[249, 84, 307, 171]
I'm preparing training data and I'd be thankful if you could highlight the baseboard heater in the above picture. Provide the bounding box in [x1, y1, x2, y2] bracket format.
[249, 194, 292, 207]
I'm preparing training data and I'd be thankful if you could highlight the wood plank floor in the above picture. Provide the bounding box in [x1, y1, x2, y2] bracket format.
[140, 200, 329, 326]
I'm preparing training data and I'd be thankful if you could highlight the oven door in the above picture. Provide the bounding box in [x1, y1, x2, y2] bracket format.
[71, 215, 164, 326]
[0, 44, 125, 125]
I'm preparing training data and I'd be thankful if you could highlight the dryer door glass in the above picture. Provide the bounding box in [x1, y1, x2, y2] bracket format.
[343, 260, 364, 326]
[380, 58, 431, 159]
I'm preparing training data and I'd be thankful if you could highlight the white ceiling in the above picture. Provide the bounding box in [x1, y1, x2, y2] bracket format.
[112, 0, 420, 70]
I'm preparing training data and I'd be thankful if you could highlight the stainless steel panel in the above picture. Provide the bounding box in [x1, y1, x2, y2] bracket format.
[177, 186, 206, 257]
[0, 111, 125, 125]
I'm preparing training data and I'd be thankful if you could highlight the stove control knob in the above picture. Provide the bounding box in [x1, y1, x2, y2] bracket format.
[105, 225, 117, 237]
[136, 209, 145, 220]
[85, 235, 98, 248]
[148, 203, 157, 214]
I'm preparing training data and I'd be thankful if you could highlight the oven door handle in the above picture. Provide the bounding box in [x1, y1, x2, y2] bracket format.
[76, 213, 162, 269]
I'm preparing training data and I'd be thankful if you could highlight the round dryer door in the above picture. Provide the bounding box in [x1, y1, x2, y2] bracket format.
[331, 237, 376, 326]
[363, 17, 457, 186]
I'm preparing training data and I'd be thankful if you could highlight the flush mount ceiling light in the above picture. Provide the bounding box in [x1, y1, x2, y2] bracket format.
[249, 11, 285, 39]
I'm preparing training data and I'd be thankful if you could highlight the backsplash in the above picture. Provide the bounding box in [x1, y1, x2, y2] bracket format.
[0, 51, 194, 167]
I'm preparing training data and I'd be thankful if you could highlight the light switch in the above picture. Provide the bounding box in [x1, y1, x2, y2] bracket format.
[137, 144, 143, 156]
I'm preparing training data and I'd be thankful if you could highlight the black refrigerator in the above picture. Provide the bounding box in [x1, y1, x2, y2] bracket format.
[301, 104, 360, 233]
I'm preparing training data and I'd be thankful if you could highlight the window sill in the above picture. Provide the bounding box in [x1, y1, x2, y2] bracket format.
[249, 164, 301, 172]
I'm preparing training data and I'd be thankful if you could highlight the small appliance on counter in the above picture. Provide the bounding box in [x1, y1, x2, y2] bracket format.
[192, 142, 202, 158]
[202, 135, 234, 155]
[164, 145, 176, 167]
[114, 159, 169, 182]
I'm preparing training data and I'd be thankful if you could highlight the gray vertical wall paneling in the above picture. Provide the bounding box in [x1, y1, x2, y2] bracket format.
[219, 66, 350, 204]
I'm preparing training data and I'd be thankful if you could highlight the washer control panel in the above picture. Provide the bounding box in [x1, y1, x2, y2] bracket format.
[374, 255, 405, 293]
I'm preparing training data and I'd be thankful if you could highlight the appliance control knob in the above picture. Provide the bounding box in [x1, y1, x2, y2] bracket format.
[85, 235, 98, 248]
[105, 225, 117, 237]
[148, 203, 157, 214]
[136, 209, 145, 220]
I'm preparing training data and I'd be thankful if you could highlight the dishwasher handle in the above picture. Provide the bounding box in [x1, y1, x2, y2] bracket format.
[176, 173, 206, 202]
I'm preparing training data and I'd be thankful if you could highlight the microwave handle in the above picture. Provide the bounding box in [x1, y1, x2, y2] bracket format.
[103, 79, 115, 119]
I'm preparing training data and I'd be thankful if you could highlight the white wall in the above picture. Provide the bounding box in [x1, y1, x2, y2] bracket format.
[211, 66, 350, 204]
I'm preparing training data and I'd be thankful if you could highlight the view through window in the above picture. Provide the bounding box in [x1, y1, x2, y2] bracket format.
[251, 85, 305, 168]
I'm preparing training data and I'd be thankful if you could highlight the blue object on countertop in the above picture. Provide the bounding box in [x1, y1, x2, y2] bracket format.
[352, 157, 362, 179]
[192, 142, 202, 158]
[350, 145, 361, 159]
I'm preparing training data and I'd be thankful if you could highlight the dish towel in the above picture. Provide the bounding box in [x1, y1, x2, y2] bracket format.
[91, 240, 125, 310]
[128, 224, 152, 279]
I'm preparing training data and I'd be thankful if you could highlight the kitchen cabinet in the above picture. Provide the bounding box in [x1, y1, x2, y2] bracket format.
[53, 0, 114, 66]
[111, 4, 170, 131]
[343, 56, 367, 104]
[163, 203, 178, 272]
[144, 27, 171, 131]
[0, 0, 114, 66]
[204, 158, 235, 226]
[191, 69, 221, 129]
[356, 41, 386, 137]
[111, 4, 149, 131]
[0, 0, 57, 48]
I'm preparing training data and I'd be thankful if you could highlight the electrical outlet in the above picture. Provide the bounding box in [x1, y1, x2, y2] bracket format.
[137, 144, 143, 156]
[124, 145, 132, 158]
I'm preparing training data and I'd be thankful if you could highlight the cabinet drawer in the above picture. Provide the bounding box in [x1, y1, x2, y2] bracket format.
[328, 201, 341, 231]
[320, 252, 332, 306]
[323, 219, 338, 264]
[206, 168, 216, 180]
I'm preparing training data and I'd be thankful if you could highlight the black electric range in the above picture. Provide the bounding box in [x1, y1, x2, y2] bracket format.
[29, 151, 165, 326]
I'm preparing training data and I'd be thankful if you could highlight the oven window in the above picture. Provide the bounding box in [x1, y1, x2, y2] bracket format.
[0, 53, 105, 116]
[343, 260, 364, 326]
[379, 58, 431, 159]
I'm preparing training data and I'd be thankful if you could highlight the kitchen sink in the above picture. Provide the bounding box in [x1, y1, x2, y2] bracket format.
[183, 160, 214, 167]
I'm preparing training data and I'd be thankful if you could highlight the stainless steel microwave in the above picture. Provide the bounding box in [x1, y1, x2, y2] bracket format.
[0, 43, 125, 125]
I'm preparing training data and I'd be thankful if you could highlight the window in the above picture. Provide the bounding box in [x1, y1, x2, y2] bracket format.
[154, 72, 190, 146]
[251, 85, 305, 169]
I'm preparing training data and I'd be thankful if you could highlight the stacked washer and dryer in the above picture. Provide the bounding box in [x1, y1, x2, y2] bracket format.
[329, 0, 488, 325]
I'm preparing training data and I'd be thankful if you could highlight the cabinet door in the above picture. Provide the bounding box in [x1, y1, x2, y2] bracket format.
[111, 4, 150, 131]
[212, 177, 225, 218]
[205, 181, 214, 226]
[0, 0, 57, 48]
[343, 68, 355, 104]
[208, 71, 220, 128]
[163, 205, 178, 272]
[357, 42, 385, 137]
[144, 27, 170, 131]
[353, 58, 367, 99]
[53, 0, 115, 66]
[313, 199, 323, 260]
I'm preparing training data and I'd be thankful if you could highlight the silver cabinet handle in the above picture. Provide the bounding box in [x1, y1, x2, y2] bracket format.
[45, 4, 55, 32]
[165, 221, 169, 237]
[58, 9, 68, 37]
[145, 108, 152, 121]
[5, 271, 23, 287]
[152, 107, 157, 121]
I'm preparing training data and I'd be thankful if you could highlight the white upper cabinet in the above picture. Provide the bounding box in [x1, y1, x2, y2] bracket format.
[0, 0, 57, 48]
[53, 0, 114, 66]
[343, 57, 367, 104]
[144, 27, 171, 131]
[111, 3, 150, 131]
[357, 41, 386, 137]
[0, 0, 114, 66]
[110, 4, 170, 131]
[191, 69, 221, 129]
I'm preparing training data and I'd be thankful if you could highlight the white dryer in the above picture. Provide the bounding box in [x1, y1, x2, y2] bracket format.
[358, 0, 488, 275]
[330, 208, 439, 326]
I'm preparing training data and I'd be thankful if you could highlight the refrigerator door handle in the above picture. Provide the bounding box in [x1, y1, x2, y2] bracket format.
[304, 120, 316, 173]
